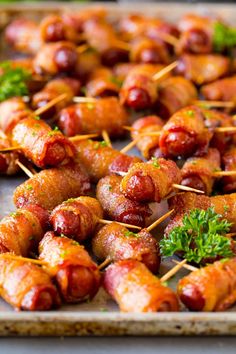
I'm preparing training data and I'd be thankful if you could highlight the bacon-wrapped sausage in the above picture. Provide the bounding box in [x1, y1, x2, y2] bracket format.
[33, 41, 78, 75]
[222, 146, 236, 193]
[0, 135, 19, 175]
[31, 78, 81, 118]
[0, 204, 49, 256]
[0, 257, 60, 311]
[62, 7, 107, 34]
[58, 97, 128, 138]
[129, 37, 170, 64]
[5, 18, 42, 54]
[75, 49, 101, 83]
[39, 15, 78, 43]
[92, 222, 160, 273]
[159, 106, 212, 158]
[83, 20, 129, 67]
[39, 231, 101, 303]
[104, 260, 179, 312]
[178, 258, 236, 311]
[181, 148, 220, 195]
[202, 109, 234, 153]
[96, 175, 152, 227]
[12, 117, 75, 168]
[201, 76, 236, 109]
[119, 64, 162, 110]
[75, 139, 141, 182]
[176, 54, 230, 85]
[131, 115, 164, 159]
[50, 196, 103, 242]
[118, 14, 147, 41]
[14, 162, 91, 211]
[85, 67, 120, 98]
[120, 159, 182, 203]
[166, 192, 236, 234]
[155, 76, 198, 119]
[112, 63, 137, 81]
[0, 97, 33, 135]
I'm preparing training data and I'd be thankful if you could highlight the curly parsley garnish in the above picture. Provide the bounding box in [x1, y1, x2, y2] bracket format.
[160, 207, 233, 264]
[0, 61, 31, 102]
[213, 22, 236, 53]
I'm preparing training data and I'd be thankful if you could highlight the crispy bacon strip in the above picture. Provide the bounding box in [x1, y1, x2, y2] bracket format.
[0, 257, 60, 311]
[178, 258, 236, 311]
[50, 196, 103, 242]
[96, 175, 152, 227]
[0, 205, 49, 256]
[92, 222, 160, 273]
[14, 162, 91, 211]
[181, 148, 220, 195]
[120, 159, 182, 203]
[39, 231, 101, 303]
[58, 97, 128, 138]
[104, 260, 179, 312]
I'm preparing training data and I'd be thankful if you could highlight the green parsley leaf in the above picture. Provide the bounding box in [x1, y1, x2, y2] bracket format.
[124, 230, 139, 238]
[213, 22, 236, 53]
[186, 110, 194, 117]
[0, 61, 32, 102]
[109, 76, 123, 88]
[26, 185, 33, 191]
[160, 207, 233, 264]
[94, 141, 108, 149]
[151, 157, 160, 168]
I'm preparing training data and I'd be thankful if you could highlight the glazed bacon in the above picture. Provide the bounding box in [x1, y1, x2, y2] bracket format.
[119, 64, 164, 110]
[201, 76, 236, 108]
[74, 139, 141, 182]
[176, 54, 230, 85]
[0, 205, 49, 256]
[83, 20, 129, 66]
[104, 260, 179, 312]
[159, 106, 212, 158]
[96, 175, 152, 227]
[181, 148, 221, 195]
[5, 18, 42, 54]
[131, 115, 164, 160]
[0, 257, 60, 311]
[92, 222, 160, 273]
[85, 67, 120, 98]
[112, 63, 137, 81]
[129, 37, 170, 64]
[178, 258, 236, 311]
[50, 196, 103, 242]
[120, 159, 182, 203]
[58, 97, 128, 138]
[39, 15, 78, 43]
[39, 231, 101, 303]
[222, 146, 236, 193]
[75, 49, 101, 83]
[166, 192, 236, 234]
[155, 76, 198, 119]
[0, 136, 19, 175]
[12, 117, 76, 169]
[0, 97, 33, 135]
[33, 41, 79, 75]
[14, 162, 91, 211]
[32, 77, 81, 118]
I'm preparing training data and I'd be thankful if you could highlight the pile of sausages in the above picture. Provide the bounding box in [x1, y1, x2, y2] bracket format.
[1, 7, 236, 313]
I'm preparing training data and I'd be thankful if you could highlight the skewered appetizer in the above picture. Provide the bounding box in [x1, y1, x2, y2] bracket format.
[120, 158, 182, 203]
[222, 146, 236, 193]
[96, 175, 153, 227]
[39, 232, 101, 303]
[75, 139, 141, 182]
[104, 260, 179, 312]
[0, 135, 19, 175]
[85, 67, 120, 98]
[92, 222, 160, 273]
[0, 205, 49, 256]
[58, 97, 128, 138]
[178, 258, 236, 311]
[14, 162, 91, 211]
[0, 257, 61, 311]
[50, 196, 103, 242]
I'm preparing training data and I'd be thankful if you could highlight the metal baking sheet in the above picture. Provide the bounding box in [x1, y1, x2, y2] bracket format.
[0, 2, 236, 336]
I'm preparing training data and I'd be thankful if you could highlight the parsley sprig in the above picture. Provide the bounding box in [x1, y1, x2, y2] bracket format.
[160, 207, 233, 264]
[0, 61, 32, 102]
[213, 22, 236, 53]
